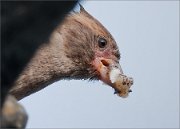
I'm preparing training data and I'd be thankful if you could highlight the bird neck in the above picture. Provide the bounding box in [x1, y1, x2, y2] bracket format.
[10, 32, 80, 100]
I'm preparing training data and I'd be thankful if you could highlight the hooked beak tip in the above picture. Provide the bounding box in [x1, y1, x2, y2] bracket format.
[128, 89, 132, 92]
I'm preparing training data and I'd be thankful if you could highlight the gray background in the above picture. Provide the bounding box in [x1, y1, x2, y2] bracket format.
[20, 1, 179, 128]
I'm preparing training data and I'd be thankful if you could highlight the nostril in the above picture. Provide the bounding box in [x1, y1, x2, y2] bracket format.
[101, 60, 109, 67]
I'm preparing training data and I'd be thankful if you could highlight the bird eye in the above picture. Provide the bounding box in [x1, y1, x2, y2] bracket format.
[98, 37, 107, 48]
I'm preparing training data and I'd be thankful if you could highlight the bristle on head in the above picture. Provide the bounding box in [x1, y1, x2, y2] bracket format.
[79, 4, 85, 12]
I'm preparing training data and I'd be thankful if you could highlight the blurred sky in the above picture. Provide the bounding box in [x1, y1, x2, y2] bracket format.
[20, 1, 179, 128]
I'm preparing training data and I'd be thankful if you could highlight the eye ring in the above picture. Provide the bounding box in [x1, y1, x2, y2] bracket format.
[98, 37, 107, 48]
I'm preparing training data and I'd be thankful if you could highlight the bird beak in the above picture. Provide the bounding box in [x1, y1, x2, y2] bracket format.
[92, 57, 123, 85]
[92, 57, 133, 98]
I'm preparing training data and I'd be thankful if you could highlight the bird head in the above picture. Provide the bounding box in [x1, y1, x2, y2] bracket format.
[56, 5, 133, 97]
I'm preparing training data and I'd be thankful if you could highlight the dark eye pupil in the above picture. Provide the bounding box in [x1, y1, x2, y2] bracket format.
[98, 38, 107, 48]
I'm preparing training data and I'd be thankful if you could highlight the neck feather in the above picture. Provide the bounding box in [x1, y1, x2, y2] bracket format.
[10, 31, 80, 100]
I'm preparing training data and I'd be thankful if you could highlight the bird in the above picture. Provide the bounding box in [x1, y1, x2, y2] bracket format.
[9, 5, 133, 100]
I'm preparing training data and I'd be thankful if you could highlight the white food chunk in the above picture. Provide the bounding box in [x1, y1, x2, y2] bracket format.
[109, 67, 121, 83]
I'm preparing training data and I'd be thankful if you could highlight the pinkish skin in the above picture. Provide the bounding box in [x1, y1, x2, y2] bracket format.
[92, 57, 133, 97]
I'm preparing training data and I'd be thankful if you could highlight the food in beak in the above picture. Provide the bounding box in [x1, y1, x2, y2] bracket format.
[109, 67, 133, 98]
[92, 58, 133, 98]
